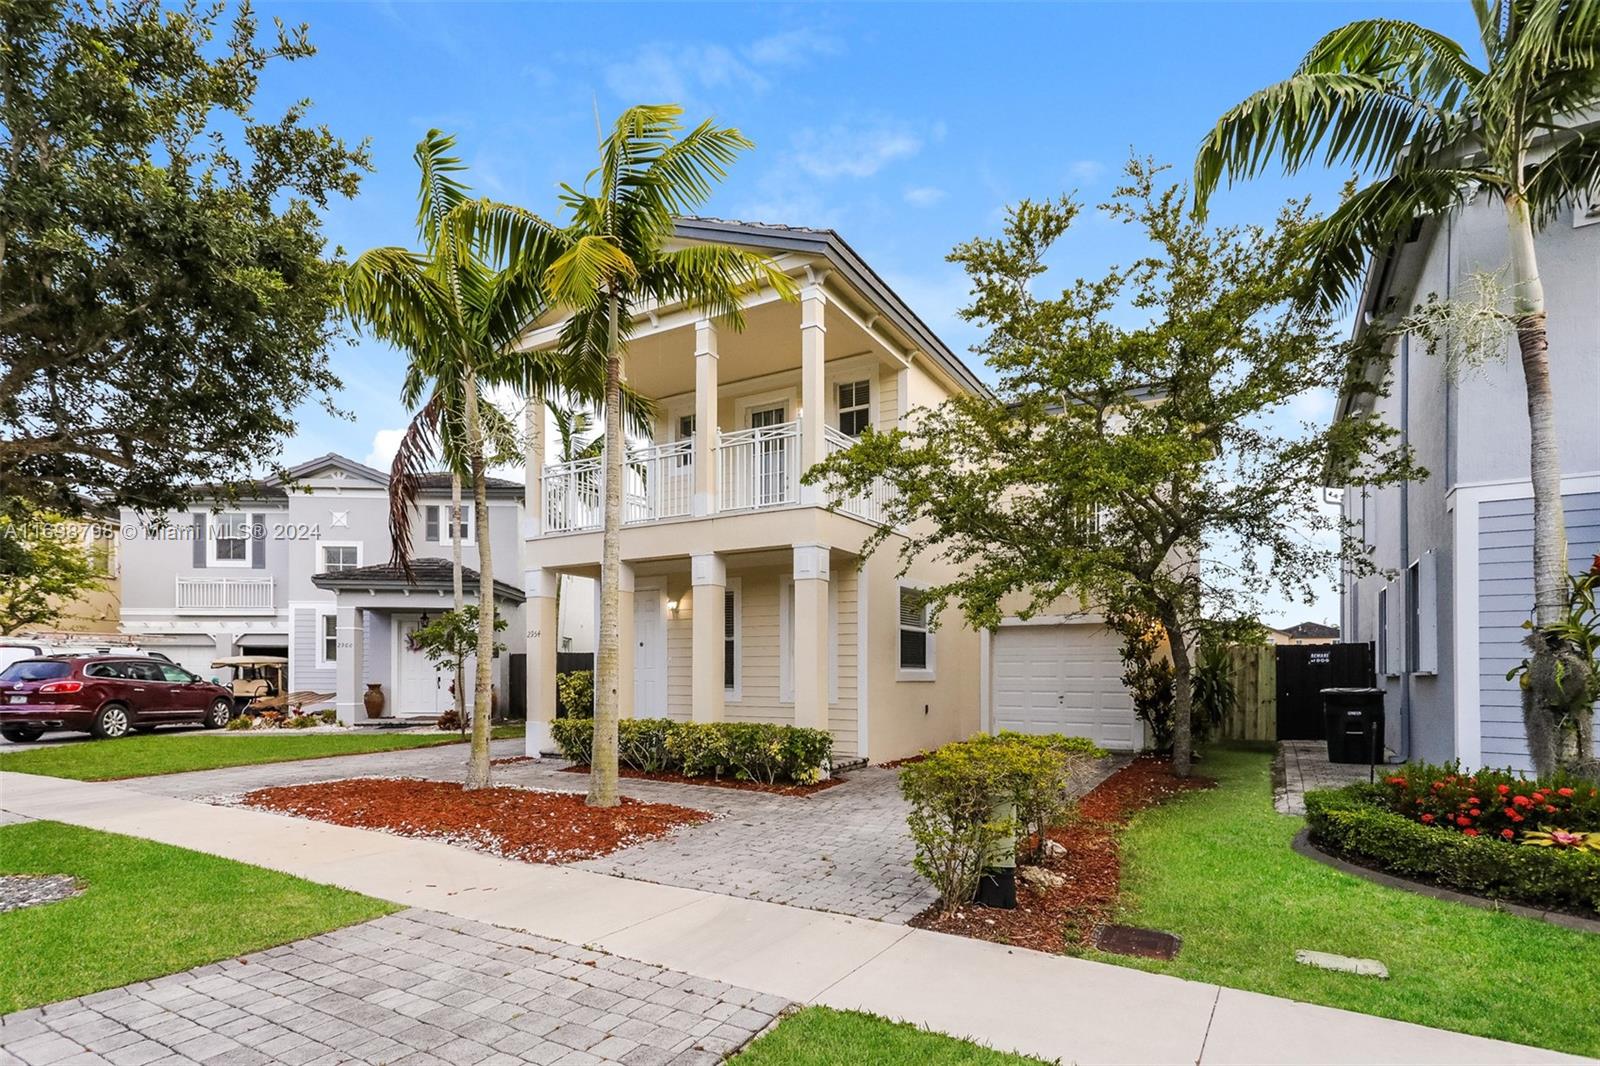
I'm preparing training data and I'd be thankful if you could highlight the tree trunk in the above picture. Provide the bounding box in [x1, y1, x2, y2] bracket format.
[1163, 609, 1194, 778]
[1508, 193, 1570, 778]
[451, 472, 465, 731]
[462, 373, 495, 791]
[589, 292, 624, 808]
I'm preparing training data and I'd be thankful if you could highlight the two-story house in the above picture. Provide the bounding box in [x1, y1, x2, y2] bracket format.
[118, 454, 528, 723]
[1335, 135, 1600, 772]
[519, 218, 1141, 764]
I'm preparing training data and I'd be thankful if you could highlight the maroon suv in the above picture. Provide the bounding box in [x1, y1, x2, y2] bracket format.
[0, 656, 234, 742]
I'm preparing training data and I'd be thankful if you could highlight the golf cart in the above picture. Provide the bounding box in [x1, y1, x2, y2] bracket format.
[210, 655, 297, 715]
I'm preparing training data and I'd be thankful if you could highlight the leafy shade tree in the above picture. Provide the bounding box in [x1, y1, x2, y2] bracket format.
[410, 606, 508, 734]
[1, 0, 368, 516]
[466, 105, 796, 807]
[1192, 1, 1600, 774]
[343, 132, 579, 790]
[809, 161, 1416, 777]
[0, 512, 107, 635]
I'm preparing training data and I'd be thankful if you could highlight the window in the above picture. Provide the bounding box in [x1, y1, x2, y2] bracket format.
[677, 414, 696, 467]
[1576, 186, 1600, 228]
[159, 664, 195, 683]
[898, 585, 932, 675]
[319, 543, 360, 573]
[317, 610, 338, 667]
[838, 380, 871, 437]
[211, 511, 249, 565]
[0, 661, 70, 682]
[424, 504, 472, 545]
[724, 588, 737, 691]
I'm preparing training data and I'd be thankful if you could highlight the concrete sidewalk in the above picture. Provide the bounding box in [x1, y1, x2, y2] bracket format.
[0, 770, 1585, 1065]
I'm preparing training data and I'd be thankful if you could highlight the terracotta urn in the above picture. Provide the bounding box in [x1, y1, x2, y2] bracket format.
[363, 683, 386, 718]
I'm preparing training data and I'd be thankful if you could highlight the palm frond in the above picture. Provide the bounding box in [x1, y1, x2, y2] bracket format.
[645, 120, 756, 214]
[546, 234, 638, 309]
[642, 244, 799, 329]
[388, 395, 444, 580]
[1524, 127, 1600, 225]
[415, 129, 472, 250]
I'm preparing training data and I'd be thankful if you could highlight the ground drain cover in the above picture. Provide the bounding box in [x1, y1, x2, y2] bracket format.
[0, 874, 84, 913]
[1295, 949, 1389, 978]
[1093, 924, 1181, 960]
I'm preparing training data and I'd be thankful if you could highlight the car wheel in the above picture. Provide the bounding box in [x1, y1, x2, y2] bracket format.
[204, 698, 232, 730]
[91, 703, 132, 740]
[1, 727, 43, 743]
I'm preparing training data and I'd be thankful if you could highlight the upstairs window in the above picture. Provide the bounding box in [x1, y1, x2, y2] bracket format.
[212, 512, 248, 564]
[838, 380, 871, 437]
[898, 585, 932, 674]
[320, 544, 359, 573]
[424, 504, 473, 545]
[678, 414, 696, 466]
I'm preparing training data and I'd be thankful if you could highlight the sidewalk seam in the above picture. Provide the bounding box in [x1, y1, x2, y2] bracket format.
[1195, 985, 1222, 1064]
[803, 926, 914, 1004]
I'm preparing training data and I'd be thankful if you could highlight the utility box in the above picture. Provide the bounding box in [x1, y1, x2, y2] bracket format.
[1322, 687, 1384, 764]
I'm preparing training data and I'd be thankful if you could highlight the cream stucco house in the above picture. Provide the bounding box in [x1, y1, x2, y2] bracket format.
[522, 219, 1139, 764]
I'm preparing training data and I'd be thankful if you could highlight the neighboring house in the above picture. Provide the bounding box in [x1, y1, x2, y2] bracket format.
[27, 519, 121, 635]
[1334, 169, 1600, 771]
[118, 454, 528, 723]
[1270, 621, 1339, 646]
[521, 218, 1139, 763]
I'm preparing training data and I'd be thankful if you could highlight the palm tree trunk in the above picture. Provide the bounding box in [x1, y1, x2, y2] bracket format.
[462, 372, 494, 791]
[589, 292, 624, 808]
[1508, 193, 1571, 778]
[1162, 607, 1194, 778]
[451, 473, 465, 731]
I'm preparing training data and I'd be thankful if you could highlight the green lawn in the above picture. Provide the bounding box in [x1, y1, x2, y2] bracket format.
[735, 1008, 1043, 1065]
[0, 821, 394, 1012]
[1097, 745, 1600, 1057]
[0, 723, 525, 781]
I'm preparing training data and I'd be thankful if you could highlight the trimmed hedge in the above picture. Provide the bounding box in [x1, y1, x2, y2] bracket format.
[1305, 785, 1600, 915]
[549, 718, 832, 785]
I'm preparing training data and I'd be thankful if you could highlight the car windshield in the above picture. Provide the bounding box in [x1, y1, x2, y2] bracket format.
[0, 660, 71, 682]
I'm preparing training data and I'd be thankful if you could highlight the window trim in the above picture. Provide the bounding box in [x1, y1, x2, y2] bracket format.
[205, 510, 252, 568]
[836, 378, 873, 437]
[896, 581, 936, 681]
[316, 540, 363, 575]
[315, 606, 339, 669]
[423, 502, 474, 547]
[723, 577, 742, 702]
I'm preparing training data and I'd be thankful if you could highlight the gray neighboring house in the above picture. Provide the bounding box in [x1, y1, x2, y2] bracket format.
[1334, 165, 1600, 772]
[117, 453, 528, 722]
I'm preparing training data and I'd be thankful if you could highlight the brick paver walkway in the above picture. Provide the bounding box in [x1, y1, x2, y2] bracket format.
[0, 910, 787, 1066]
[1274, 740, 1378, 815]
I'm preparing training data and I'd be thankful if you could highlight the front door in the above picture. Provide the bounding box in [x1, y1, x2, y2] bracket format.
[633, 588, 666, 716]
[396, 617, 450, 717]
[749, 404, 788, 506]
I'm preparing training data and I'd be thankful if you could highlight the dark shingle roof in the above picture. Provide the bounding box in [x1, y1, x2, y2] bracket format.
[310, 558, 524, 602]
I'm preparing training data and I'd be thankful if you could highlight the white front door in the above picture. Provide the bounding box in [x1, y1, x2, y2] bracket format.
[992, 623, 1138, 750]
[749, 404, 788, 506]
[633, 588, 666, 716]
[396, 617, 451, 717]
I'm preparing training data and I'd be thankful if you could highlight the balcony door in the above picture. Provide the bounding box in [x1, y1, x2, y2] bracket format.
[749, 404, 788, 507]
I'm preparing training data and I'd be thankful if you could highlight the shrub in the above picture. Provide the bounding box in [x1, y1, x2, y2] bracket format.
[224, 715, 252, 731]
[282, 713, 320, 729]
[1306, 785, 1600, 914]
[317, 708, 338, 725]
[1376, 760, 1600, 838]
[900, 746, 1017, 916]
[549, 719, 833, 785]
[996, 730, 1108, 760]
[257, 711, 282, 729]
[557, 670, 594, 719]
[435, 709, 463, 732]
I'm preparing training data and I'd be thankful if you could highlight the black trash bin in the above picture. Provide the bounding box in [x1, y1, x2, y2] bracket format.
[1322, 687, 1384, 764]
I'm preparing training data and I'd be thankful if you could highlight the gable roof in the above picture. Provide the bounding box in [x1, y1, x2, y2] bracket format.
[1275, 621, 1340, 640]
[310, 558, 525, 602]
[673, 217, 991, 399]
[183, 454, 524, 504]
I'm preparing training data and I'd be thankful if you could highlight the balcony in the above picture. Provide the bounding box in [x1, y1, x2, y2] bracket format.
[539, 417, 889, 535]
[175, 576, 275, 613]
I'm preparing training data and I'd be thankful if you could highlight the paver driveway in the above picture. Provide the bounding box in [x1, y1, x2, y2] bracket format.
[0, 909, 787, 1066]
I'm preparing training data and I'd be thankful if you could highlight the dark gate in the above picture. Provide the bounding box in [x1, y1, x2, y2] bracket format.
[1275, 642, 1376, 740]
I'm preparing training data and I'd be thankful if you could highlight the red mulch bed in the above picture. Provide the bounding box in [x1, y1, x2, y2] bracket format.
[876, 754, 926, 769]
[911, 756, 1213, 954]
[240, 777, 711, 864]
[490, 755, 534, 767]
[557, 764, 845, 797]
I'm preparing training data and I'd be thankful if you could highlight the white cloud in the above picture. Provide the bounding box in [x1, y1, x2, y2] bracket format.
[904, 185, 947, 208]
[1068, 160, 1106, 183]
[792, 122, 922, 179]
[365, 428, 405, 472]
[744, 28, 840, 66]
[599, 30, 838, 105]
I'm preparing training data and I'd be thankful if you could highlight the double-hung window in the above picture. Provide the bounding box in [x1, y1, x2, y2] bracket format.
[898, 585, 933, 676]
[837, 380, 871, 437]
[424, 503, 473, 545]
[319, 543, 359, 573]
[211, 512, 249, 566]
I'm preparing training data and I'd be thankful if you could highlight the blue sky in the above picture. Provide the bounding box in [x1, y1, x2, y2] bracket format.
[259, 1, 1479, 627]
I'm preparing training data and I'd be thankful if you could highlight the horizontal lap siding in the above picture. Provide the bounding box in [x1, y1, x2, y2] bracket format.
[1477, 493, 1600, 770]
[728, 570, 786, 725]
[830, 562, 859, 759]
[292, 607, 336, 694]
[665, 603, 691, 721]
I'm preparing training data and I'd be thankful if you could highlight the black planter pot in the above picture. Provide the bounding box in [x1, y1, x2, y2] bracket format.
[974, 867, 1016, 909]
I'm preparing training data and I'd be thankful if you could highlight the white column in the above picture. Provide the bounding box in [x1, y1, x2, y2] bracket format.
[792, 543, 830, 738]
[617, 561, 636, 719]
[525, 398, 545, 537]
[525, 568, 559, 756]
[799, 283, 827, 504]
[690, 553, 726, 722]
[334, 603, 364, 725]
[694, 319, 718, 517]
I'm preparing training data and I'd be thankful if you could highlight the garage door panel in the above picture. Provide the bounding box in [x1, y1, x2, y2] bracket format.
[993, 624, 1138, 751]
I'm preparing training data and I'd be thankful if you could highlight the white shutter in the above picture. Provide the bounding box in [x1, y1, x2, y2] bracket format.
[1414, 550, 1439, 675]
[1383, 580, 1404, 677]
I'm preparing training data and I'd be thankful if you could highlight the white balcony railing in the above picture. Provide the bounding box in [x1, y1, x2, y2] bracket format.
[175, 576, 274, 612]
[626, 438, 694, 524]
[543, 457, 602, 533]
[823, 426, 892, 523]
[718, 419, 801, 512]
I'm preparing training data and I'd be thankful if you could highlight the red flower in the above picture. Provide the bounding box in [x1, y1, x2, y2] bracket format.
[1501, 829, 1515, 840]
[1463, 828, 1480, 837]
[1590, 552, 1600, 576]
[1497, 784, 1511, 795]
[1456, 816, 1472, 827]
[1513, 795, 1532, 808]
[1545, 804, 1557, 813]
[1387, 776, 1407, 786]
[1468, 797, 1481, 805]
[1470, 809, 1482, 817]
[1511, 813, 1525, 823]
[1421, 813, 1435, 824]
[1533, 792, 1546, 804]
[1558, 787, 1574, 797]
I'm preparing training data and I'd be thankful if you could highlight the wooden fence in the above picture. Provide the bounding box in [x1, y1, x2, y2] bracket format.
[1216, 644, 1276, 742]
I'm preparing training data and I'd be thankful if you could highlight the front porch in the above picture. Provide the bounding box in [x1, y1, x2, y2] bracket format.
[526, 545, 862, 760]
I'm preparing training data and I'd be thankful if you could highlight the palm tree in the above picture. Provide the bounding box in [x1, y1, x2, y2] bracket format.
[463, 104, 797, 806]
[343, 131, 582, 789]
[1193, 1, 1600, 774]
[546, 396, 602, 646]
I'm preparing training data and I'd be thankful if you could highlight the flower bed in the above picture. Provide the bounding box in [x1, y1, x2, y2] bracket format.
[1377, 760, 1600, 840]
[557, 763, 843, 796]
[549, 718, 832, 786]
[1305, 783, 1600, 916]
[239, 777, 711, 863]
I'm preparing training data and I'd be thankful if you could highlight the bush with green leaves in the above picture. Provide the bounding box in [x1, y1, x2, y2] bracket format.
[1306, 785, 1600, 914]
[224, 715, 252, 732]
[556, 670, 594, 719]
[549, 718, 833, 785]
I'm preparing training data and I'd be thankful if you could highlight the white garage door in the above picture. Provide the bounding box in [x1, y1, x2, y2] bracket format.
[992, 623, 1138, 750]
